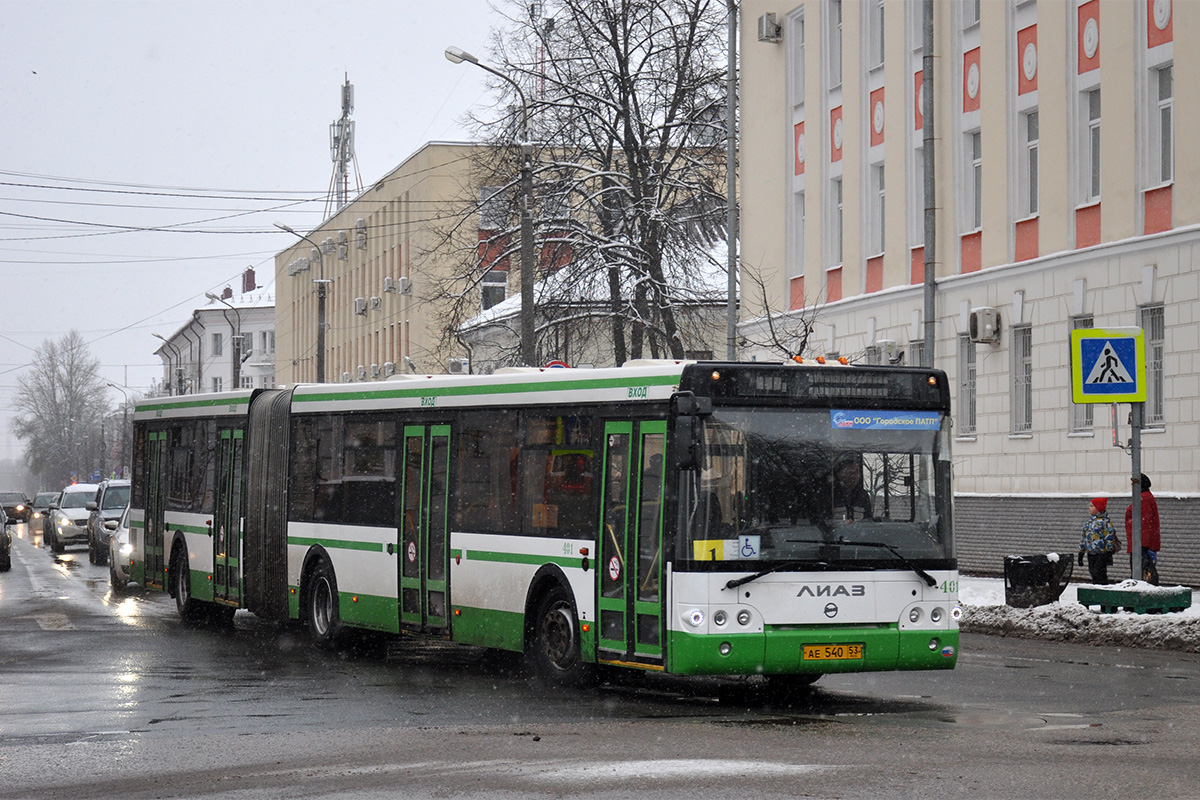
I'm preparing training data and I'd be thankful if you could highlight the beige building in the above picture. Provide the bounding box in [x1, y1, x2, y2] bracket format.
[739, 0, 1198, 583]
[274, 142, 485, 384]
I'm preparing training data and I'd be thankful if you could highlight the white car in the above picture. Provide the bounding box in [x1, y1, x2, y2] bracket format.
[107, 506, 133, 593]
[46, 483, 100, 554]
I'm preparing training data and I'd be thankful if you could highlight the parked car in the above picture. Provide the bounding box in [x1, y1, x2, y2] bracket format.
[46, 483, 100, 554]
[30, 491, 59, 540]
[0, 491, 31, 526]
[87, 479, 131, 565]
[107, 505, 132, 593]
[0, 506, 10, 572]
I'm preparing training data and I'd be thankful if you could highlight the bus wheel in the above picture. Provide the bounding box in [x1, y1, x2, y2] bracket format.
[305, 558, 344, 649]
[171, 547, 205, 624]
[531, 585, 590, 686]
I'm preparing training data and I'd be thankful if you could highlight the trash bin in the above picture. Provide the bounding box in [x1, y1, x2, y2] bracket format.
[1003, 554, 1074, 608]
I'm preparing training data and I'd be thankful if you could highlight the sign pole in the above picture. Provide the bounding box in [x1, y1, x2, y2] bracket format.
[1129, 402, 1143, 581]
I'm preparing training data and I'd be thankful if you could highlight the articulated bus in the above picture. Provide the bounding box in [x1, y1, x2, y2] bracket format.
[129, 360, 959, 688]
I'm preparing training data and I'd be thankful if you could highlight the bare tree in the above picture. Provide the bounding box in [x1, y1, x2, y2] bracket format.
[437, 0, 730, 367]
[11, 331, 108, 488]
[738, 267, 823, 361]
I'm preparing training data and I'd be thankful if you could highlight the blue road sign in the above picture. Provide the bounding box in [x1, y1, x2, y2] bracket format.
[1070, 327, 1146, 404]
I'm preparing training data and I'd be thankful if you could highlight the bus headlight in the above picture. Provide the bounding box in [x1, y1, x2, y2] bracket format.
[908, 607, 922, 623]
[930, 607, 943, 623]
[713, 610, 728, 626]
[686, 609, 704, 627]
[736, 609, 751, 626]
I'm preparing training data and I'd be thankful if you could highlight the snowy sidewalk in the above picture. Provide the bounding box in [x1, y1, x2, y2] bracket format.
[960, 575, 1200, 653]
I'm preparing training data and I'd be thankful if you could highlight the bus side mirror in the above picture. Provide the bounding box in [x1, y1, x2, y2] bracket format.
[671, 393, 712, 471]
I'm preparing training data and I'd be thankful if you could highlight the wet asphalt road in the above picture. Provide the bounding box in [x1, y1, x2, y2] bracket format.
[2, 526, 1200, 799]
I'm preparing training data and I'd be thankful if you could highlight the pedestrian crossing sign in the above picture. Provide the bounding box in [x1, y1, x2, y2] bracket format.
[1070, 327, 1146, 404]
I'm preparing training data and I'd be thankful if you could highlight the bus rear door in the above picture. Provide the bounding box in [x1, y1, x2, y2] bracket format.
[399, 424, 451, 633]
[212, 427, 244, 606]
[598, 420, 666, 668]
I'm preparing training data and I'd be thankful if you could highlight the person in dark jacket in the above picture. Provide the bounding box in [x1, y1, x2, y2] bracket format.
[1078, 497, 1118, 584]
[1124, 473, 1160, 585]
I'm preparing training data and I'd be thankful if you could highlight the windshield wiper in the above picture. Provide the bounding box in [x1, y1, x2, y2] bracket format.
[845, 539, 937, 587]
[723, 560, 815, 591]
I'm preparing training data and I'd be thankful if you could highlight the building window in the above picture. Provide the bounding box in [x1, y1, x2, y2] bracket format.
[1155, 65, 1173, 184]
[211, 333, 223, 357]
[479, 186, 508, 230]
[870, 164, 885, 255]
[1086, 89, 1101, 200]
[828, 0, 842, 89]
[1023, 111, 1039, 216]
[212, 377, 223, 393]
[1069, 315, 1094, 432]
[481, 269, 508, 311]
[790, 191, 806, 282]
[790, 14, 805, 106]
[868, 0, 884, 69]
[1011, 324, 1033, 433]
[957, 335, 977, 435]
[969, 131, 982, 230]
[908, 339, 925, 368]
[831, 177, 843, 266]
[1141, 304, 1165, 426]
[963, 0, 980, 28]
[240, 376, 254, 390]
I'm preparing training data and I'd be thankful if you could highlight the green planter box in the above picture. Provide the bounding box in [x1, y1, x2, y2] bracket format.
[1077, 586, 1192, 614]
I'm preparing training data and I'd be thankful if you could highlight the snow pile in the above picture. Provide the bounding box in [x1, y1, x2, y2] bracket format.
[960, 576, 1200, 653]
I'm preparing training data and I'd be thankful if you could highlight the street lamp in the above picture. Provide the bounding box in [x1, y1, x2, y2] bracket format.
[152, 333, 182, 395]
[205, 292, 244, 390]
[106, 382, 132, 477]
[445, 45, 537, 367]
[275, 222, 328, 382]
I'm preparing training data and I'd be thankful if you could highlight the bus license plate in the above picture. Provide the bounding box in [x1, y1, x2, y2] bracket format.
[802, 643, 864, 661]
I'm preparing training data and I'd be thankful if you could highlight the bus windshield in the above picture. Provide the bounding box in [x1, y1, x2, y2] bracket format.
[678, 406, 952, 566]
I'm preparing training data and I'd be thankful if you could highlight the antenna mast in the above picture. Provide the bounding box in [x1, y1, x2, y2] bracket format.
[326, 74, 363, 217]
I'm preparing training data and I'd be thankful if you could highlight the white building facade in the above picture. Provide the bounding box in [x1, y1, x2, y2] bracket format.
[738, 0, 1199, 583]
[153, 288, 275, 396]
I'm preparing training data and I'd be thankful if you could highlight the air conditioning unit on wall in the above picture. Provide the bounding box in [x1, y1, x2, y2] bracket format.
[969, 307, 1001, 344]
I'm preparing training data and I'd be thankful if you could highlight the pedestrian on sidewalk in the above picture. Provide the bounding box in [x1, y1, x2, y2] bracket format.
[1078, 497, 1118, 585]
[1124, 473, 1161, 585]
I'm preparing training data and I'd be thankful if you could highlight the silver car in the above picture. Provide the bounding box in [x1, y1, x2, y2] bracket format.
[107, 506, 133, 593]
[47, 483, 99, 554]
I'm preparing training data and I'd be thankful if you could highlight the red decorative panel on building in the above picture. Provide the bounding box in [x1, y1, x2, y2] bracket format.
[910, 246, 924, 285]
[830, 106, 843, 162]
[1147, 0, 1172, 48]
[865, 256, 883, 293]
[1015, 217, 1039, 262]
[963, 48, 981, 113]
[826, 267, 842, 303]
[789, 276, 805, 310]
[794, 121, 805, 175]
[1076, 203, 1101, 248]
[960, 231, 981, 273]
[1018, 25, 1038, 95]
[1144, 185, 1172, 235]
[869, 87, 885, 147]
[914, 71, 924, 130]
[477, 231, 511, 271]
[1078, 0, 1100, 74]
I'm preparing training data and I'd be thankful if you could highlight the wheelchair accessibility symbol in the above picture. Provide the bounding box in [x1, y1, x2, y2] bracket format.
[739, 535, 760, 559]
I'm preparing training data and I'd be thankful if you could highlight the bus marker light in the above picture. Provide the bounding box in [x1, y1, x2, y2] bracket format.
[207, 574, 212, 581]
[928, 375, 938, 386]
[686, 609, 704, 627]
[951, 606, 963, 621]
[582, 623, 590, 633]
[454, 608, 461, 616]
[816, 356, 826, 364]
[710, 370, 721, 381]
[838, 356, 849, 364]
[352, 596, 359, 603]
[579, 547, 589, 556]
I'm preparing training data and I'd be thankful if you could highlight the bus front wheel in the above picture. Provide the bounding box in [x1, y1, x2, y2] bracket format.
[305, 558, 344, 649]
[171, 547, 205, 624]
[531, 585, 590, 686]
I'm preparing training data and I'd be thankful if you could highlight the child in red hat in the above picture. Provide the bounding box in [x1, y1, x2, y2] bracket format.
[1078, 497, 1119, 584]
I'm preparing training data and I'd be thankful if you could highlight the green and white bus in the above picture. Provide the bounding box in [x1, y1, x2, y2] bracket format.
[129, 360, 959, 687]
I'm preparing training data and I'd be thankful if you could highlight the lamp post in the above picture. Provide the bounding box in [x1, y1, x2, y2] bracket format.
[152, 333, 182, 395]
[105, 382, 132, 477]
[205, 292, 243, 390]
[275, 222, 328, 382]
[445, 45, 536, 367]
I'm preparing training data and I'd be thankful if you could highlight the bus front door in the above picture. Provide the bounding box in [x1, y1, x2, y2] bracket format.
[399, 424, 451, 633]
[598, 421, 666, 667]
[143, 431, 167, 590]
[212, 428, 244, 606]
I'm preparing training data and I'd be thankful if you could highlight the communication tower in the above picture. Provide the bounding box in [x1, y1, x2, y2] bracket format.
[326, 74, 363, 217]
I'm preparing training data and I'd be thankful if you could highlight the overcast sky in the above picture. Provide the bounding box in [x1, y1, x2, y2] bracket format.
[0, 0, 504, 465]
